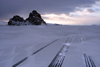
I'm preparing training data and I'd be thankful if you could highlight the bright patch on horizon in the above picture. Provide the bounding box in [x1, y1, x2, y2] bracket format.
[42, 14, 76, 25]
[42, 2, 100, 25]
[42, 13, 100, 25]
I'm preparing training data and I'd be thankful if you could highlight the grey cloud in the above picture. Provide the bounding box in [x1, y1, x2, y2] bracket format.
[87, 9, 95, 12]
[75, 8, 83, 11]
[0, 0, 99, 21]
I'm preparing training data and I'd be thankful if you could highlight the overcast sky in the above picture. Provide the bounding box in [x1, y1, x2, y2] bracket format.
[0, 0, 100, 25]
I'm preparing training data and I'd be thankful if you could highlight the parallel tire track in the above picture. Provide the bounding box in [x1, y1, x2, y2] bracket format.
[83, 53, 96, 67]
[48, 37, 73, 67]
[48, 45, 68, 67]
[12, 39, 58, 67]
[88, 56, 96, 67]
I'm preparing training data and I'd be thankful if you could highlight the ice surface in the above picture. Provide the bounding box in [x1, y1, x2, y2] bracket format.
[64, 43, 71, 46]
[0, 23, 100, 67]
[0, 21, 7, 25]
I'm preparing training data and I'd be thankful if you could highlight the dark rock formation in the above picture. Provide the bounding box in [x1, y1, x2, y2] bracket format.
[8, 15, 24, 25]
[25, 10, 46, 25]
[8, 10, 46, 26]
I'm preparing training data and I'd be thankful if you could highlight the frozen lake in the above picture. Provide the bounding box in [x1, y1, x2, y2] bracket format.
[0, 25, 100, 67]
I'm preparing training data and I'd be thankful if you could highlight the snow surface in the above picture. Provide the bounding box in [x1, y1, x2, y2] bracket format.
[0, 21, 7, 26]
[0, 23, 100, 67]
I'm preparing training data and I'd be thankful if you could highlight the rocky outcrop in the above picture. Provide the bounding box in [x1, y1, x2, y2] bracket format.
[25, 10, 46, 25]
[8, 10, 46, 26]
[8, 15, 24, 25]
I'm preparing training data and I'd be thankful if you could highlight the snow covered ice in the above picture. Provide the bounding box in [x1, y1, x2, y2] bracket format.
[64, 43, 71, 46]
[0, 23, 100, 67]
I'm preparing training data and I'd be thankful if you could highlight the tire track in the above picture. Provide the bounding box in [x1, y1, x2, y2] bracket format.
[83, 53, 96, 67]
[12, 57, 28, 67]
[32, 39, 59, 55]
[12, 39, 58, 67]
[48, 37, 73, 67]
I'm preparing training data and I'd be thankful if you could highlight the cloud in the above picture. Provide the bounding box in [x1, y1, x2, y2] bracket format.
[42, 13, 100, 25]
[0, 0, 99, 21]
[87, 9, 95, 12]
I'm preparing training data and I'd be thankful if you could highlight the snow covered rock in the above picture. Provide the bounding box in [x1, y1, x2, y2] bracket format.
[25, 10, 46, 25]
[8, 15, 24, 25]
[8, 10, 46, 26]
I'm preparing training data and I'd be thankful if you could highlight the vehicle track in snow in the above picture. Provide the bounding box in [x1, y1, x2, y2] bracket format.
[48, 37, 73, 67]
[12, 57, 28, 67]
[83, 53, 96, 67]
[32, 39, 59, 55]
[12, 39, 58, 67]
